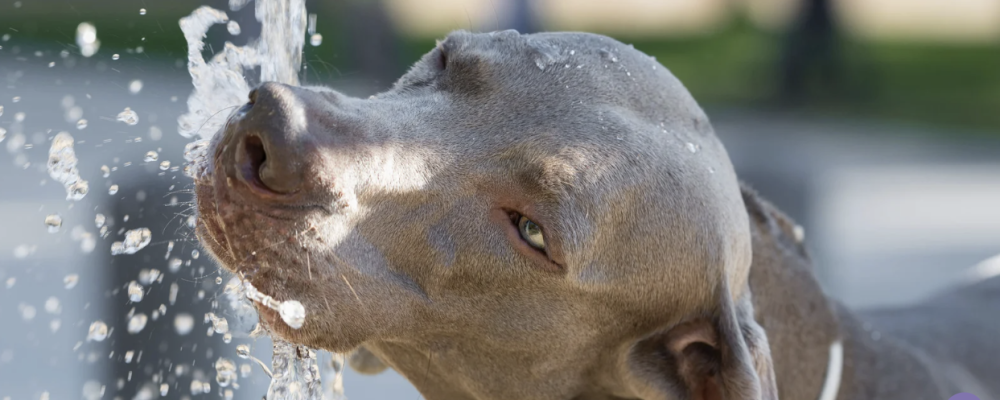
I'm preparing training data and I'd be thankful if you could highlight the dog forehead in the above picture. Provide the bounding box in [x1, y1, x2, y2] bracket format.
[391, 30, 753, 299]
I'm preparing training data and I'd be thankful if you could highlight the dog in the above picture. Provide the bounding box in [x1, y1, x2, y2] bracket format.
[193, 30, 1000, 399]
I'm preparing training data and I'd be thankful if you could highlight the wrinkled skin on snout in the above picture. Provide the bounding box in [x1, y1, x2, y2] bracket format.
[195, 30, 775, 400]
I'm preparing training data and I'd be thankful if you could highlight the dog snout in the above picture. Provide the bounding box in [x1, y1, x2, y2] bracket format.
[226, 82, 311, 196]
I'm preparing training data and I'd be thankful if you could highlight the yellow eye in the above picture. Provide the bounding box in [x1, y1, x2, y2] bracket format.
[517, 215, 545, 250]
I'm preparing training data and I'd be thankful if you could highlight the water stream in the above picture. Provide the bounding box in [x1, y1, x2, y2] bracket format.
[177, 0, 343, 398]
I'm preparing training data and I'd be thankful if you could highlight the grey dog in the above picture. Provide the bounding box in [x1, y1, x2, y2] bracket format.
[193, 30, 1000, 399]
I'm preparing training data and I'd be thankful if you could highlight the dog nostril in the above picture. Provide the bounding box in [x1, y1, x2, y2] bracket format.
[243, 135, 268, 188]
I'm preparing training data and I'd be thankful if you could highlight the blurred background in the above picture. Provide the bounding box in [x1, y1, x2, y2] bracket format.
[1, 0, 998, 398]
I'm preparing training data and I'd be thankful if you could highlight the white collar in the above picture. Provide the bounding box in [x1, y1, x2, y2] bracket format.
[817, 340, 844, 400]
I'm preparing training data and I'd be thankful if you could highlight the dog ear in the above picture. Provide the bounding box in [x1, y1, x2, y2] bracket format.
[629, 288, 778, 400]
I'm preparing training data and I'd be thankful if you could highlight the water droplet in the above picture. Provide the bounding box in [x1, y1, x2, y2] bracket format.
[210, 313, 229, 334]
[215, 276, 223, 284]
[174, 313, 194, 335]
[236, 344, 250, 358]
[64, 274, 79, 289]
[793, 225, 805, 243]
[159, 160, 171, 170]
[44, 214, 63, 233]
[0, 105, 3, 116]
[240, 363, 252, 378]
[144, 150, 158, 162]
[0, 127, 5, 143]
[191, 249, 200, 259]
[48, 132, 90, 201]
[44, 297, 60, 314]
[100, 165, 110, 178]
[76, 119, 88, 130]
[168, 258, 182, 273]
[139, 8, 146, 15]
[148, 126, 162, 141]
[138, 269, 161, 285]
[309, 33, 322, 46]
[116, 107, 138, 125]
[127, 313, 148, 334]
[111, 228, 152, 255]
[20, 304, 36, 320]
[94, 213, 105, 228]
[10, 96, 18, 103]
[82, 381, 103, 400]
[599, 49, 619, 63]
[169, 282, 179, 305]
[227, 21, 241, 35]
[124, 350, 134, 363]
[111, 53, 120, 60]
[50, 319, 61, 332]
[128, 80, 143, 94]
[159, 384, 169, 396]
[13, 112, 25, 122]
[308, 13, 318, 35]
[5, 277, 15, 288]
[686, 142, 699, 153]
[279, 301, 305, 329]
[68, 181, 89, 201]
[48, 61, 56, 68]
[127, 281, 144, 302]
[223, 333, 232, 343]
[216, 357, 238, 387]
[108, 184, 118, 195]
[87, 320, 109, 341]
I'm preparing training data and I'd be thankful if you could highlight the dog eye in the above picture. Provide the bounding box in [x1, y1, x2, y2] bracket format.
[517, 216, 545, 250]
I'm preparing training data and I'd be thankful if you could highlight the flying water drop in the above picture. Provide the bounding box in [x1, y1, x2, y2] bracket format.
[111, 228, 152, 255]
[76, 23, 100, 57]
[127, 281, 144, 302]
[64, 274, 79, 289]
[44, 214, 62, 233]
[127, 313, 148, 334]
[174, 313, 194, 335]
[47, 132, 89, 201]
[87, 321, 109, 341]
[279, 301, 306, 329]
[116, 107, 138, 125]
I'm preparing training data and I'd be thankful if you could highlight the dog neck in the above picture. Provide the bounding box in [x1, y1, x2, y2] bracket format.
[742, 186, 845, 400]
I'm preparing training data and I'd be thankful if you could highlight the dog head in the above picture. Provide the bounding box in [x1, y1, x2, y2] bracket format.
[194, 30, 775, 399]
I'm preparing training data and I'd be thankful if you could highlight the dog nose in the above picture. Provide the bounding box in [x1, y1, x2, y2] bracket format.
[228, 82, 310, 195]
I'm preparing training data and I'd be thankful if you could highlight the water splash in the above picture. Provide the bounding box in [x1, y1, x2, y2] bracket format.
[267, 341, 322, 399]
[177, 0, 305, 140]
[111, 227, 152, 255]
[177, 1, 346, 398]
[47, 132, 89, 201]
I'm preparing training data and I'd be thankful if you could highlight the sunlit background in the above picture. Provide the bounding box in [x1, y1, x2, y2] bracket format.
[1, 0, 999, 398]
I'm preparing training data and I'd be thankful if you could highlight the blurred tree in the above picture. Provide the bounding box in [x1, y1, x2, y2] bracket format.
[330, 0, 405, 94]
[505, 0, 542, 34]
[776, 0, 841, 104]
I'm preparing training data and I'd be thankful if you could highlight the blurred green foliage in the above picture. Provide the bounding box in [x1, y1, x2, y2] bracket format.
[3, 12, 998, 132]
